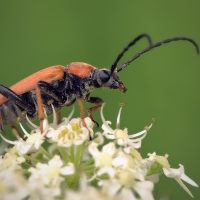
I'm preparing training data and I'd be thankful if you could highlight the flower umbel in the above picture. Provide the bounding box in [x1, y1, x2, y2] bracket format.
[0, 104, 198, 199]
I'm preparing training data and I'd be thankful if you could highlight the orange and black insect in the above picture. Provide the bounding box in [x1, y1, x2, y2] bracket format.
[0, 34, 199, 133]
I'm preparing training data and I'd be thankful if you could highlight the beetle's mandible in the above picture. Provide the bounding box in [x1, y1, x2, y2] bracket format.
[0, 34, 199, 134]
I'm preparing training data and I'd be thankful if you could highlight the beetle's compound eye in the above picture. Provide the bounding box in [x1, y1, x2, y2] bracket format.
[99, 70, 110, 83]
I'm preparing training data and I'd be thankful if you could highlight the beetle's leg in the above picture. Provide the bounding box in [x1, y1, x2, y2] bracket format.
[57, 111, 61, 124]
[0, 111, 3, 132]
[38, 81, 63, 102]
[77, 97, 87, 127]
[0, 85, 34, 112]
[0, 85, 35, 133]
[86, 97, 104, 128]
[10, 125, 23, 138]
[77, 97, 93, 140]
[35, 85, 45, 133]
[38, 81, 64, 125]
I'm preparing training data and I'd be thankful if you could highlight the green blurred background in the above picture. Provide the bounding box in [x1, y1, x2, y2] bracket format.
[0, 1, 199, 199]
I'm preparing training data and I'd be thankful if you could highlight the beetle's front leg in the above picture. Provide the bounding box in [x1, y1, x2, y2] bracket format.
[86, 96, 104, 128]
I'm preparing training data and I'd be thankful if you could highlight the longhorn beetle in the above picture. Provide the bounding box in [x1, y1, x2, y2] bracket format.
[0, 34, 199, 134]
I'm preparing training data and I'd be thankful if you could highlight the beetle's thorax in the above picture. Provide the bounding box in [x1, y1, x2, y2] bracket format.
[65, 63, 96, 100]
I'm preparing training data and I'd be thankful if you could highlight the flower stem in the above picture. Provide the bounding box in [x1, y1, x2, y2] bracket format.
[70, 144, 75, 162]
[58, 146, 70, 163]
[82, 164, 95, 172]
[23, 155, 40, 163]
[74, 142, 85, 167]
[81, 157, 94, 167]
[39, 146, 52, 159]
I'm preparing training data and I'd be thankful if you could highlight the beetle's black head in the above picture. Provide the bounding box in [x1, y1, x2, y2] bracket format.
[92, 69, 127, 93]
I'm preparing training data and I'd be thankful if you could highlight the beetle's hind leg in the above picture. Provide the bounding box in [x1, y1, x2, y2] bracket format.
[0, 84, 35, 137]
[10, 125, 23, 138]
[0, 85, 35, 113]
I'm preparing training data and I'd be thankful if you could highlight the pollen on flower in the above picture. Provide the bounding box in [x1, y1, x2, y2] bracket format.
[151, 118, 156, 125]
[58, 129, 68, 140]
[144, 126, 150, 131]
[72, 123, 82, 134]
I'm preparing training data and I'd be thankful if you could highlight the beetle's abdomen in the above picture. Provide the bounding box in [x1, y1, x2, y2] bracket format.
[0, 100, 36, 125]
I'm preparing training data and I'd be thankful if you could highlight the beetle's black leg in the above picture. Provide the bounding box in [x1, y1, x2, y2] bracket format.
[86, 96, 104, 128]
[0, 85, 35, 112]
[38, 81, 65, 125]
[38, 81, 63, 102]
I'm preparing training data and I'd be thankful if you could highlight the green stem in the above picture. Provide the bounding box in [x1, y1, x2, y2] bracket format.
[23, 155, 40, 163]
[58, 146, 70, 163]
[70, 144, 75, 162]
[81, 157, 94, 167]
[39, 146, 52, 159]
[74, 142, 85, 167]
[82, 164, 95, 172]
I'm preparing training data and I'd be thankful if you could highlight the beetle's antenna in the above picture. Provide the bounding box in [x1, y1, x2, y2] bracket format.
[117, 37, 199, 73]
[110, 34, 152, 74]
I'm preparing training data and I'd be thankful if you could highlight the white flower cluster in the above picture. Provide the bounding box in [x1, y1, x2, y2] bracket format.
[0, 104, 198, 200]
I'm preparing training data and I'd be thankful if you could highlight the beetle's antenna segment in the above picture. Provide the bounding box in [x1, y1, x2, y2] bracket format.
[110, 34, 152, 74]
[117, 37, 199, 72]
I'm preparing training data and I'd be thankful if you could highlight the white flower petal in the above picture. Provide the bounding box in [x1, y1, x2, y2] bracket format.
[117, 188, 137, 200]
[100, 104, 114, 133]
[134, 181, 154, 200]
[174, 177, 194, 198]
[60, 163, 75, 175]
[88, 142, 100, 157]
[163, 164, 197, 198]
[102, 142, 116, 156]
[26, 114, 39, 129]
[181, 172, 198, 187]
[48, 155, 63, 167]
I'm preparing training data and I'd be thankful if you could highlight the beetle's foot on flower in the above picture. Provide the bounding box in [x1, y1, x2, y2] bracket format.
[89, 116, 99, 129]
